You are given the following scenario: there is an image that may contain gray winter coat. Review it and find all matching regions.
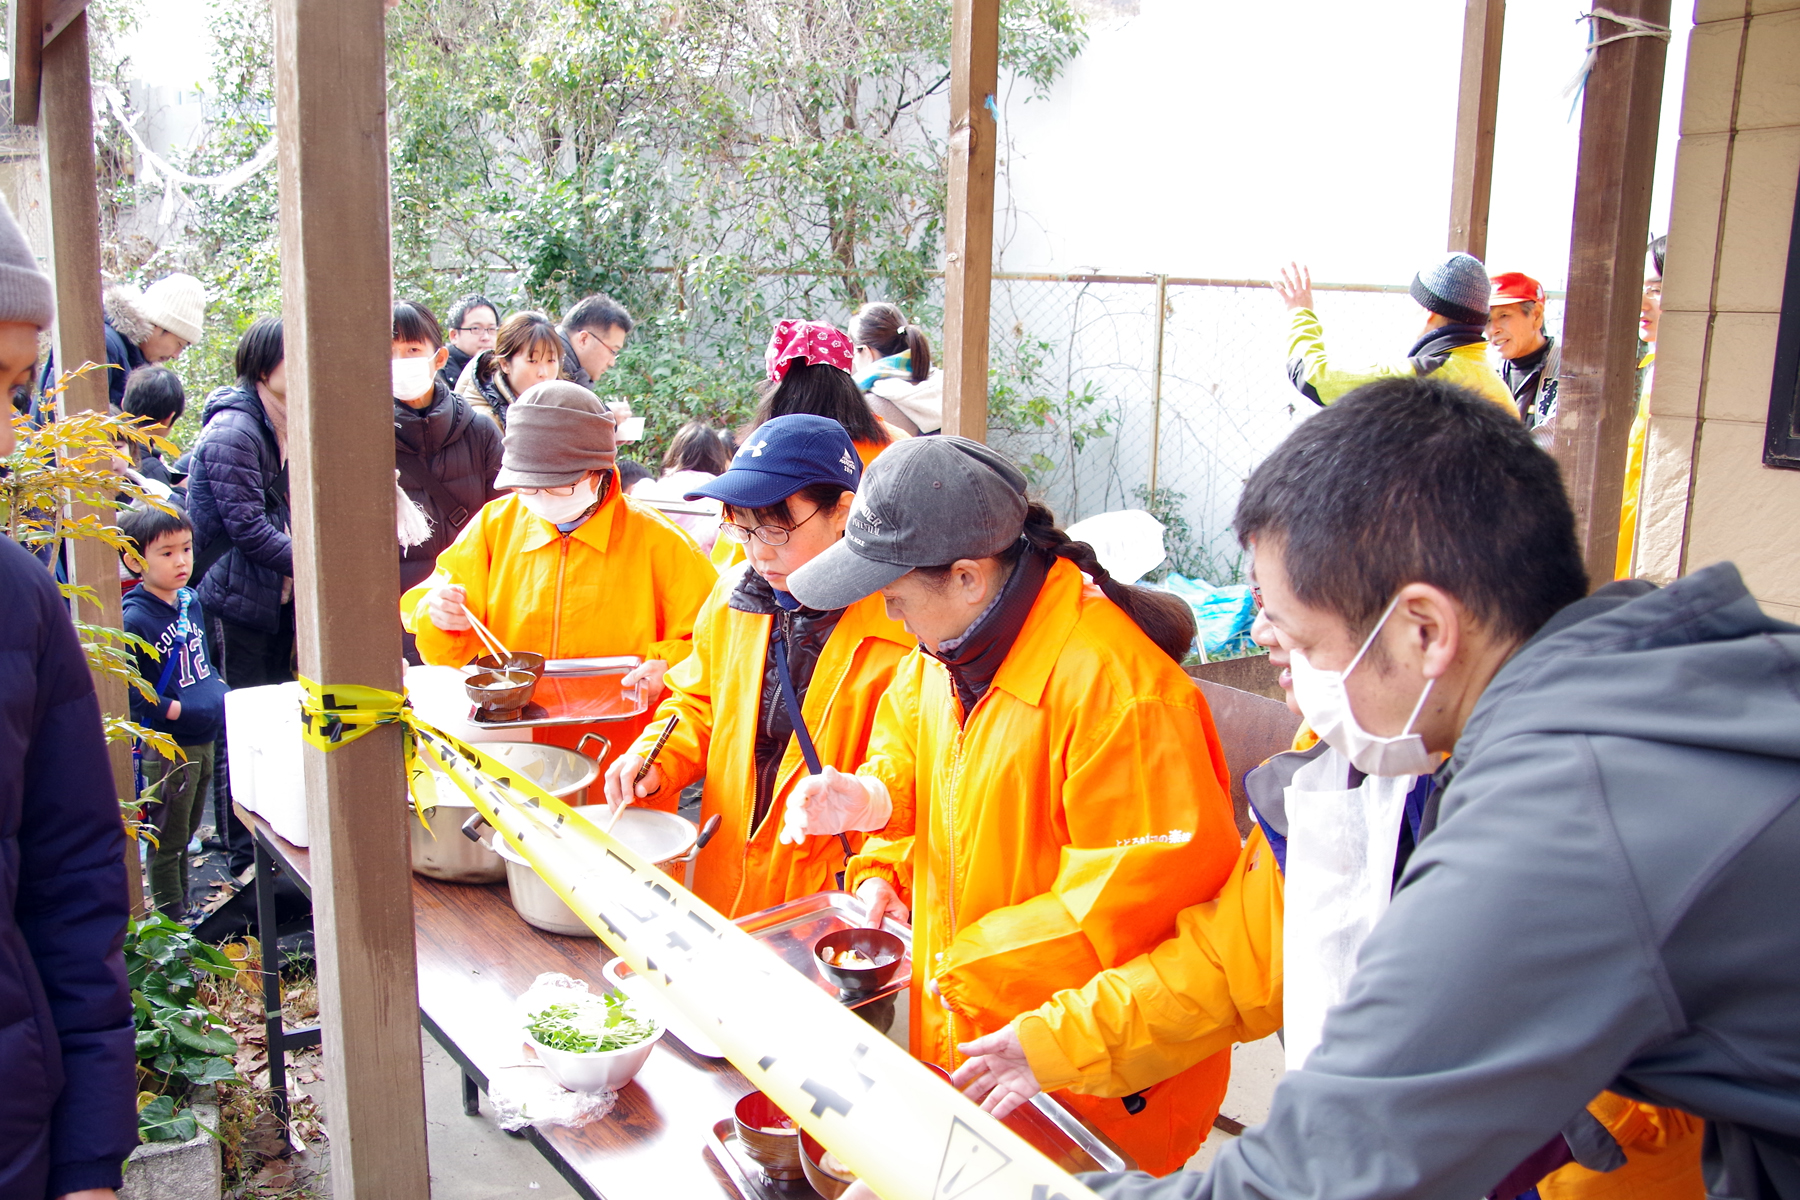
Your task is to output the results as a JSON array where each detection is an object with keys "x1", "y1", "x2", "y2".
[{"x1": 1087, "y1": 563, "x2": 1800, "y2": 1200}]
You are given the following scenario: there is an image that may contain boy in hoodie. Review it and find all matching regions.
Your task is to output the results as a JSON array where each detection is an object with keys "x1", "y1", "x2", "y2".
[
  {"x1": 119, "y1": 503, "x2": 228, "y2": 919},
  {"x1": 1277, "y1": 253, "x2": 1515, "y2": 413}
]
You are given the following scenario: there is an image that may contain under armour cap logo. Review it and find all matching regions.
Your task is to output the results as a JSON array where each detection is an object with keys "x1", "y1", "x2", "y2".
[
  {"x1": 839, "y1": 449, "x2": 856, "y2": 475},
  {"x1": 742, "y1": 439, "x2": 768, "y2": 458}
]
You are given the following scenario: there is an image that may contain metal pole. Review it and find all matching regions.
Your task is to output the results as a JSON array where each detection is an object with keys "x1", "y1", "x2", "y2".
[{"x1": 1147, "y1": 274, "x2": 1168, "y2": 499}]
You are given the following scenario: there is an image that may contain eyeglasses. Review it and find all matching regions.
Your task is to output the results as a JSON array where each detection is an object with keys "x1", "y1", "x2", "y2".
[
  {"x1": 1251, "y1": 586, "x2": 1264, "y2": 611},
  {"x1": 1642, "y1": 282, "x2": 1663, "y2": 299},
  {"x1": 456, "y1": 324, "x2": 499, "y2": 335},
  {"x1": 513, "y1": 482, "x2": 583, "y2": 497},
  {"x1": 719, "y1": 504, "x2": 824, "y2": 547}
]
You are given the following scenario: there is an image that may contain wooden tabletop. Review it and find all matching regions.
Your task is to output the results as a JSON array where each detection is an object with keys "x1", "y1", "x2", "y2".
[{"x1": 243, "y1": 812, "x2": 754, "y2": 1200}]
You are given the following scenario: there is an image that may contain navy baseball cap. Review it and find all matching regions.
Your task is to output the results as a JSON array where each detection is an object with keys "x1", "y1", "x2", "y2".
[{"x1": 686, "y1": 413, "x2": 862, "y2": 509}]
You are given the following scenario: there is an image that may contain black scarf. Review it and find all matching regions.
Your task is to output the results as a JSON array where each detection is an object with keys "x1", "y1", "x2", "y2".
[{"x1": 927, "y1": 548, "x2": 1052, "y2": 721}]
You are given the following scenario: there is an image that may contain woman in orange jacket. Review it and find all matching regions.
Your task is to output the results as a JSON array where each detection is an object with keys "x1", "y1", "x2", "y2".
[
  {"x1": 400, "y1": 381, "x2": 717, "y2": 785},
  {"x1": 780, "y1": 436, "x2": 1242, "y2": 1176},
  {"x1": 599, "y1": 414, "x2": 913, "y2": 916}
]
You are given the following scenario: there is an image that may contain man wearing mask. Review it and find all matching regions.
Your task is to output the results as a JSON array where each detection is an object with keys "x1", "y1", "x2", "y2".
[
  {"x1": 399, "y1": 381, "x2": 715, "y2": 780},
  {"x1": 935, "y1": 377, "x2": 1800, "y2": 1200},
  {"x1": 1486, "y1": 271, "x2": 1560, "y2": 431}
]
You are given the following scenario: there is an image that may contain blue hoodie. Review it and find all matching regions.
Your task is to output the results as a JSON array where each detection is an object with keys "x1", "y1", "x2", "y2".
[{"x1": 121, "y1": 585, "x2": 227, "y2": 745}]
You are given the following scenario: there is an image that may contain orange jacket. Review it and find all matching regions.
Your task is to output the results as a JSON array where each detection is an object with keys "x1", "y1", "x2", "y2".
[
  {"x1": 401, "y1": 482, "x2": 715, "y2": 668},
  {"x1": 625, "y1": 564, "x2": 914, "y2": 917},
  {"x1": 845, "y1": 558, "x2": 1241, "y2": 1174}
]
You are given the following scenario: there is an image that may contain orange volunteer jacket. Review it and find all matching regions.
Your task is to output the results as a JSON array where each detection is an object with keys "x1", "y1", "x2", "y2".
[
  {"x1": 624, "y1": 564, "x2": 913, "y2": 917},
  {"x1": 845, "y1": 557, "x2": 1241, "y2": 1175},
  {"x1": 400, "y1": 482, "x2": 717, "y2": 793}
]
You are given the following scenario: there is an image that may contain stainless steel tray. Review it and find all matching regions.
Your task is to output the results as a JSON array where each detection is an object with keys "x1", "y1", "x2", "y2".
[
  {"x1": 465, "y1": 662, "x2": 652, "y2": 729},
  {"x1": 734, "y1": 891, "x2": 912, "y2": 1009}
]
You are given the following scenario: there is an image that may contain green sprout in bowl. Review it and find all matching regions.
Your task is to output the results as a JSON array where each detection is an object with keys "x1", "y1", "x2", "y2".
[{"x1": 527, "y1": 993, "x2": 655, "y2": 1054}]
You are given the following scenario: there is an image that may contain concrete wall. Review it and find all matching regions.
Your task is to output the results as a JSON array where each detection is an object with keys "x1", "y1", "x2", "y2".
[{"x1": 1638, "y1": 0, "x2": 1800, "y2": 619}]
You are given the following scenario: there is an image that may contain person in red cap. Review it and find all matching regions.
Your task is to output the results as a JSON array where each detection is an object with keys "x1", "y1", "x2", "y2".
[{"x1": 1487, "y1": 271, "x2": 1560, "y2": 430}]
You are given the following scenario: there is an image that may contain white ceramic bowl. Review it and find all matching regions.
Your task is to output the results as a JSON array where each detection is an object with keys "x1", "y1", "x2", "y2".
[{"x1": 530, "y1": 1021, "x2": 664, "y2": 1093}]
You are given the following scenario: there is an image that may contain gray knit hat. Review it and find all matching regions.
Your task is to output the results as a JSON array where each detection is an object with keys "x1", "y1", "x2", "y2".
[
  {"x1": 1410, "y1": 252, "x2": 1491, "y2": 326},
  {"x1": 0, "y1": 195, "x2": 54, "y2": 330},
  {"x1": 495, "y1": 380, "x2": 617, "y2": 489}
]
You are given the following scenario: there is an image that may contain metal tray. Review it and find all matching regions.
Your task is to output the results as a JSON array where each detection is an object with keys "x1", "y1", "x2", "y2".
[
  {"x1": 734, "y1": 891, "x2": 912, "y2": 1010},
  {"x1": 466, "y1": 663, "x2": 652, "y2": 729},
  {"x1": 705, "y1": 1118, "x2": 814, "y2": 1200}
]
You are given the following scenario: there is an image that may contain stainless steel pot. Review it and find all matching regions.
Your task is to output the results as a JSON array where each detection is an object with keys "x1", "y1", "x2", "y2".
[
  {"x1": 409, "y1": 739, "x2": 604, "y2": 883},
  {"x1": 492, "y1": 809, "x2": 715, "y2": 937}
]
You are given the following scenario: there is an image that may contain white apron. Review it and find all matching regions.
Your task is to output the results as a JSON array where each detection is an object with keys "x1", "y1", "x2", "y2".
[{"x1": 1280, "y1": 747, "x2": 1413, "y2": 1072}]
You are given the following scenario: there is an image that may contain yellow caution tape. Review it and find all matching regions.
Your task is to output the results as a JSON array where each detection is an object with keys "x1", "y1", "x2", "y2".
[
  {"x1": 299, "y1": 678, "x2": 1103, "y2": 1200},
  {"x1": 297, "y1": 676, "x2": 405, "y2": 751}
]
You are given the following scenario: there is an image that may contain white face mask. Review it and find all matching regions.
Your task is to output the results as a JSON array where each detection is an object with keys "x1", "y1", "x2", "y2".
[
  {"x1": 1288, "y1": 595, "x2": 1438, "y2": 777},
  {"x1": 391, "y1": 355, "x2": 437, "y2": 401},
  {"x1": 518, "y1": 478, "x2": 600, "y2": 526}
]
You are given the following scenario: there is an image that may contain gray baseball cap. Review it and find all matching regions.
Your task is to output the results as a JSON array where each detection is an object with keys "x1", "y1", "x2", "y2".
[{"x1": 786, "y1": 436, "x2": 1028, "y2": 611}]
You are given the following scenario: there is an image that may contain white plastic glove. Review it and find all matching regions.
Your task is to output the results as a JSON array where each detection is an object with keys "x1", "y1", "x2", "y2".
[{"x1": 779, "y1": 766, "x2": 891, "y2": 845}]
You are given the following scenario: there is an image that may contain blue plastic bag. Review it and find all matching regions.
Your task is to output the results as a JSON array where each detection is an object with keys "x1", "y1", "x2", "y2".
[{"x1": 1157, "y1": 574, "x2": 1259, "y2": 662}]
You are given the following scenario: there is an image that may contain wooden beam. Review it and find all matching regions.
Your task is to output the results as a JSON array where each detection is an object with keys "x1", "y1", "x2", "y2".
[
  {"x1": 9, "y1": 0, "x2": 46, "y2": 126},
  {"x1": 43, "y1": 0, "x2": 91, "y2": 48},
  {"x1": 1447, "y1": 0, "x2": 1505, "y2": 259},
  {"x1": 40, "y1": 12, "x2": 141, "y2": 913},
  {"x1": 1551, "y1": 0, "x2": 1670, "y2": 585},
  {"x1": 940, "y1": 0, "x2": 999, "y2": 442},
  {"x1": 272, "y1": 1, "x2": 428, "y2": 1195}
]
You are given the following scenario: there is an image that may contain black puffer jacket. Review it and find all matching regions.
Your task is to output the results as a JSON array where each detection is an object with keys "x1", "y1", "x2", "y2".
[
  {"x1": 187, "y1": 385, "x2": 292, "y2": 632},
  {"x1": 396, "y1": 381, "x2": 505, "y2": 591},
  {"x1": 0, "y1": 535, "x2": 137, "y2": 1196}
]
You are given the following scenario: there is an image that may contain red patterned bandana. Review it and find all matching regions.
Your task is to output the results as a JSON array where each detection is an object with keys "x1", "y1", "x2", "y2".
[{"x1": 765, "y1": 319, "x2": 854, "y2": 383}]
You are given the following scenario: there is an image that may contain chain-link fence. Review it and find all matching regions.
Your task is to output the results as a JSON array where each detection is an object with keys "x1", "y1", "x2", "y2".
[
  {"x1": 643, "y1": 265, "x2": 1561, "y2": 587},
  {"x1": 982, "y1": 273, "x2": 1565, "y2": 584}
]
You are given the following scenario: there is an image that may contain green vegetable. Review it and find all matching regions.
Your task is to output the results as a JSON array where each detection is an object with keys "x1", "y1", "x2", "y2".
[{"x1": 527, "y1": 993, "x2": 654, "y2": 1054}]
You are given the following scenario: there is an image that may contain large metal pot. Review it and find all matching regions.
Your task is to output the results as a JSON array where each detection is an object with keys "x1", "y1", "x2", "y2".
[
  {"x1": 493, "y1": 809, "x2": 713, "y2": 938},
  {"x1": 410, "y1": 739, "x2": 604, "y2": 883}
]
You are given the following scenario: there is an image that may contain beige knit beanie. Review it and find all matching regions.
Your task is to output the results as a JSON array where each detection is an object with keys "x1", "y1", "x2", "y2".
[
  {"x1": 137, "y1": 273, "x2": 205, "y2": 343},
  {"x1": 0, "y1": 194, "x2": 54, "y2": 330}
]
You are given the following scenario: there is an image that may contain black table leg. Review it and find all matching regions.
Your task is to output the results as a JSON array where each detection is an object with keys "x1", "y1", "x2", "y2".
[
  {"x1": 462, "y1": 1070, "x2": 481, "y2": 1117},
  {"x1": 254, "y1": 835, "x2": 292, "y2": 1134}
]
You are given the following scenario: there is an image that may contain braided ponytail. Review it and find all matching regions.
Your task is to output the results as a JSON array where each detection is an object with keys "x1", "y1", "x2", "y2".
[{"x1": 1016, "y1": 502, "x2": 1195, "y2": 663}]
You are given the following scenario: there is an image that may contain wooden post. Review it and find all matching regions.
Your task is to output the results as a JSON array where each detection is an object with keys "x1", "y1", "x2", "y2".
[
  {"x1": 273, "y1": 1, "x2": 428, "y2": 1194},
  {"x1": 8, "y1": 0, "x2": 46, "y2": 125},
  {"x1": 40, "y1": 12, "x2": 142, "y2": 914},
  {"x1": 1447, "y1": 0, "x2": 1505, "y2": 259},
  {"x1": 940, "y1": 0, "x2": 999, "y2": 442},
  {"x1": 1551, "y1": 0, "x2": 1669, "y2": 584}
]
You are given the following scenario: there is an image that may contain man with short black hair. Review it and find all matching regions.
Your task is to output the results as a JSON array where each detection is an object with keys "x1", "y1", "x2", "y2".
[
  {"x1": 1487, "y1": 271, "x2": 1559, "y2": 430},
  {"x1": 1068, "y1": 376, "x2": 1800, "y2": 1200},
  {"x1": 558, "y1": 293, "x2": 633, "y2": 388},
  {"x1": 442, "y1": 294, "x2": 499, "y2": 391}
]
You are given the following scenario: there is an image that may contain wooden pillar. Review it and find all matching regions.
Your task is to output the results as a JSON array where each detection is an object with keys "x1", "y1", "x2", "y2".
[
  {"x1": 940, "y1": 0, "x2": 999, "y2": 442},
  {"x1": 1448, "y1": 0, "x2": 1505, "y2": 259},
  {"x1": 272, "y1": 1, "x2": 428, "y2": 1194},
  {"x1": 39, "y1": 12, "x2": 142, "y2": 914},
  {"x1": 1551, "y1": 0, "x2": 1670, "y2": 584}
]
